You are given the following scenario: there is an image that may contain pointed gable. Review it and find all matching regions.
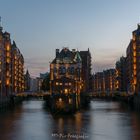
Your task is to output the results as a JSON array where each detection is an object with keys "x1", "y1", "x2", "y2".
[{"x1": 74, "y1": 51, "x2": 82, "y2": 62}]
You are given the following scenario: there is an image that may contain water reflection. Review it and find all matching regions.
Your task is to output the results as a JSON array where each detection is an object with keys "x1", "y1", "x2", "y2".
[{"x1": 0, "y1": 100, "x2": 140, "y2": 140}]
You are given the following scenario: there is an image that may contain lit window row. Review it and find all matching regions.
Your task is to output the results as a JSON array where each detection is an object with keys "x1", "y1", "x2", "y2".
[{"x1": 55, "y1": 82, "x2": 72, "y2": 86}]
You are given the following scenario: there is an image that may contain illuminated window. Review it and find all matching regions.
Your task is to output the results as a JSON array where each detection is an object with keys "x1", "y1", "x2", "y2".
[
  {"x1": 64, "y1": 89, "x2": 68, "y2": 94},
  {"x1": 133, "y1": 52, "x2": 136, "y2": 57},
  {"x1": 6, "y1": 52, "x2": 10, "y2": 57},
  {"x1": 133, "y1": 64, "x2": 136, "y2": 70},
  {"x1": 6, "y1": 71, "x2": 9, "y2": 76},
  {"x1": 134, "y1": 78, "x2": 137, "y2": 85},
  {"x1": 6, "y1": 45, "x2": 10, "y2": 51},
  {"x1": 6, "y1": 79, "x2": 10, "y2": 85},
  {"x1": 6, "y1": 58, "x2": 10, "y2": 63},
  {"x1": 116, "y1": 70, "x2": 119, "y2": 76},
  {"x1": 133, "y1": 45, "x2": 136, "y2": 50},
  {"x1": 134, "y1": 70, "x2": 136, "y2": 76},
  {"x1": 133, "y1": 57, "x2": 136, "y2": 63}
]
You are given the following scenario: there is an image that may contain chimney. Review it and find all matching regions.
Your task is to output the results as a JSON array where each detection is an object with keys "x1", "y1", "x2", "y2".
[
  {"x1": 72, "y1": 49, "x2": 76, "y2": 52},
  {"x1": 56, "y1": 49, "x2": 59, "y2": 57}
]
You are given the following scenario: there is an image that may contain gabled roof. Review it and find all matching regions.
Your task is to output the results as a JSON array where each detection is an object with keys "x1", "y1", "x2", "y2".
[
  {"x1": 74, "y1": 51, "x2": 82, "y2": 62},
  {"x1": 51, "y1": 48, "x2": 81, "y2": 64}
]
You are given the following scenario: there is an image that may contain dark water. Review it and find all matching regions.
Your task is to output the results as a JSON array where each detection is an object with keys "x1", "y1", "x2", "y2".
[{"x1": 0, "y1": 100, "x2": 140, "y2": 140}]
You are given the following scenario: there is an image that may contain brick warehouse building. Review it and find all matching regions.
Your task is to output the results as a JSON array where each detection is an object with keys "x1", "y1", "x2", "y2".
[
  {"x1": 50, "y1": 48, "x2": 91, "y2": 111},
  {"x1": 126, "y1": 24, "x2": 140, "y2": 94},
  {"x1": 0, "y1": 22, "x2": 24, "y2": 99}
]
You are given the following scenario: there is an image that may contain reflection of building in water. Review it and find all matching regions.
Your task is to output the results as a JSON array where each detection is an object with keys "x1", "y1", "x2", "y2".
[
  {"x1": 55, "y1": 112, "x2": 84, "y2": 134},
  {"x1": 131, "y1": 114, "x2": 140, "y2": 140}
]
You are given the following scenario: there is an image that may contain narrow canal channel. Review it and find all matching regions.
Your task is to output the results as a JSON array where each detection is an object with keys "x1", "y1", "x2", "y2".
[{"x1": 0, "y1": 100, "x2": 140, "y2": 140}]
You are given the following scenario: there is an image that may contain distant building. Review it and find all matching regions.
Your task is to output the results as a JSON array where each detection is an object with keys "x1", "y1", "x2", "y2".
[
  {"x1": 36, "y1": 77, "x2": 43, "y2": 92},
  {"x1": 40, "y1": 72, "x2": 49, "y2": 79},
  {"x1": 92, "y1": 72, "x2": 105, "y2": 93},
  {"x1": 24, "y1": 70, "x2": 30, "y2": 91},
  {"x1": 92, "y1": 69, "x2": 116, "y2": 94},
  {"x1": 30, "y1": 77, "x2": 42, "y2": 92},
  {"x1": 115, "y1": 56, "x2": 127, "y2": 92},
  {"x1": 104, "y1": 69, "x2": 116, "y2": 93},
  {"x1": 30, "y1": 78, "x2": 38, "y2": 92},
  {"x1": 80, "y1": 48, "x2": 92, "y2": 92}
]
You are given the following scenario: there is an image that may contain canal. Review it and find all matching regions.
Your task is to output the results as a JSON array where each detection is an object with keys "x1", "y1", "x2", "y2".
[{"x1": 0, "y1": 100, "x2": 140, "y2": 140}]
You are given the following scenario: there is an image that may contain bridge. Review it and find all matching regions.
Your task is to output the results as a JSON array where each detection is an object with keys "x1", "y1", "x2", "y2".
[
  {"x1": 1, "y1": 90, "x2": 139, "y2": 112},
  {"x1": 15, "y1": 92, "x2": 51, "y2": 98}
]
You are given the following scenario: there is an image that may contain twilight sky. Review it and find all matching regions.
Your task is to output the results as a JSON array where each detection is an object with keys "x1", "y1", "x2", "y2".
[{"x1": 0, "y1": 0, "x2": 140, "y2": 77}]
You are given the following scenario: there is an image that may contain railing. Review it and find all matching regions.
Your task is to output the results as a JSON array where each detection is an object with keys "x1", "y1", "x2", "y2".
[{"x1": 15, "y1": 91, "x2": 51, "y2": 97}]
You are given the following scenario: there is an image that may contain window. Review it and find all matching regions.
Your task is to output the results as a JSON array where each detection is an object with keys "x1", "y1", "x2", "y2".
[
  {"x1": 6, "y1": 45, "x2": 10, "y2": 51},
  {"x1": 59, "y1": 67, "x2": 62, "y2": 74},
  {"x1": 67, "y1": 67, "x2": 70, "y2": 73},
  {"x1": 56, "y1": 82, "x2": 59, "y2": 85},
  {"x1": 77, "y1": 68, "x2": 80, "y2": 75},
  {"x1": 70, "y1": 67, "x2": 74, "y2": 74},
  {"x1": 59, "y1": 67, "x2": 66, "y2": 74},
  {"x1": 64, "y1": 89, "x2": 68, "y2": 94},
  {"x1": 62, "y1": 67, "x2": 66, "y2": 74}
]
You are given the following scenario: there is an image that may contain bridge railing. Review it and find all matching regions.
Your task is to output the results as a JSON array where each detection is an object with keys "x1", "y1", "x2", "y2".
[{"x1": 15, "y1": 91, "x2": 51, "y2": 97}]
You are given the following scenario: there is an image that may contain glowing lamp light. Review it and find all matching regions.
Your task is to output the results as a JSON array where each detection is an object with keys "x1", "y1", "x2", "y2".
[
  {"x1": 64, "y1": 89, "x2": 68, "y2": 94},
  {"x1": 59, "y1": 98, "x2": 62, "y2": 102}
]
